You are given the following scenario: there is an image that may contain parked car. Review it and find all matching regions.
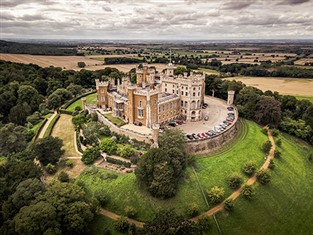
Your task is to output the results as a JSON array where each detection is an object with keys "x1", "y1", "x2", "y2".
[
  {"x1": 169, "y1": 122, "x2": 176, "y2": 127},
  {"x1": 192, "y1": 133, "x2": 198, "y2": 139},
  {"x1": 227, "y1": 106, "x2": 234, "y2": 111},
  {"x1": 186, "y1": 134, "x2": 193, "y2": 140},
  {"x1": 201, "y1": 133, "x2": 208, "y2": 138}
]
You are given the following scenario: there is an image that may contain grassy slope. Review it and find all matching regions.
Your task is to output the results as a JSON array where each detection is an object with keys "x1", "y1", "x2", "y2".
[
  {"x1": 30, "y1": 113, "x2": 52, "y2": 134},
  {"x1": 195, "y1": 120, "x2": 268, "y2": 197},
  {"x1": 78, "y1": 120, "x2": 267, "y2": 224},
  {"x1": 212, "y1": 134, "x2": 313, "y2": 235},
  {"x1": 66, "y1": 93, "x2": 97, "y2": 112}
]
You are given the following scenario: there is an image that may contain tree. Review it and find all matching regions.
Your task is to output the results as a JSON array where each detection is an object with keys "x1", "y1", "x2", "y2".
[
  {"x1": 47, "y1": 93, "x2": 62, "y2": 109},
  {"x1": 72, "y1": 113, "x2": 87, "y2": 127},
  {"x1": 118, "y1": 145, "x2": 134, "y2": 158},
  {"x1": 36, "y1": 182, "x2": 95, "y2": 234},
  {"x1": 2, "y1": 178, "x2": 45, "y2": 220},
  {"x1": 255, "y1": 96, "x2": 281, "y2": 127},
  {"x1": 241, "y1": 185, "x2": 255, "y2": 200},
  {"x1": 274, "y1": 150, "x2": 281, "y2": 158},
  {"x1": 187, "y1": 203, "x2": 199, "y2": 217},
  {"x1": 114, "y1": 217, "x2": 129, "y2": 233},
  {"x1": 46, "y1": 163, "x2": 57, "y2": 174},
  {"x1": 99, "y1": 138, "x2": 117, "y2": 155},
  {"x1": 197, "y1": 216, "x2": 210, "y2": 232},
  {"x1": 17, "y1": 85, "x2": 42, "y2": 112},
  {"x1": 32, "y1": 136, "x2": 64, "y2": 165},
  {"x1": 53, "y1": 88, "x2": 73, "y2": 103},
  {"x1": 207, "y1": 186, "x2": 225, "y2": 204},
  {"x1": 143, "y1": 209, "x2": 199, "y2": 235},
  {"x1": 268, "y1": 159, "x2": 275, "y2": 169},
  {"x1": 58, "y1": 171, "x2": 69, "y2": 182},
  {"x1": 224, "y1": 198, "x2": 234, "y2": 212},
  {"x1": 227, "y1": 174, "x2": 243, "y2": 189},
  {"x1": 67, "y1": 83, "x2": 84, "y2": 97},
  {"x1": 0, "y1": 123, "x2": 29, "y2": 155},
  {"x1": 256, "y1": 169, "x2": 271, "y2": 185},
  {"x1": 262, "y1": 140, "x2": 272, "y2": 154},
  {"x1": 8, "y1": 102, "x2": 32, "y2": 125},
  {"x1": 13, "y1": 201, "x2": 60, "y2": 235},
  {"x1": 81, "y1": 146, "x2": 100, "y2": 165},
  {"x1": 77, "y1": 62, "x2": 86, "y2": 68},
  {"x1": 94, "y1": 189, "x2": 109, "y2": 207},
  {"x1": 125, "y1": 206, "x2": 137, "y2": 218},
  {"x1": 242, "y1": 162, "x2": 257, "y2": 176}
]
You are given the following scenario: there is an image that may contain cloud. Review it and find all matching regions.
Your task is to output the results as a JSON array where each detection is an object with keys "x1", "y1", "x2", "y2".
[
  {"x1": 102, "y1": 6, "x2": 112, "y2": 12},
  {"x1": 278, "y1": 0, "x2": 311, "y2": 4},
  {"x1": 221, "y1": 0, "x2": 254, "y2": 10},
  {"x1": 1, "y1": 0, "x2": 56, "y2": 7}
]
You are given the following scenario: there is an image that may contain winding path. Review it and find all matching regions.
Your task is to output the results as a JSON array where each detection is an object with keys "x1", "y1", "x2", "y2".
[
  {"x1": 98, "y1": 130, "x2": 276, "y2": 227},
  {"x1": 38, "y1": 111, "x2": 57, "y2": 139}
]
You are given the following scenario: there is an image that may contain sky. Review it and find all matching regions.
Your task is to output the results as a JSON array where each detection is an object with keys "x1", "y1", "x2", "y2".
[{"x1": 1, "y1": 0, "x2": 313, "y2": 40}]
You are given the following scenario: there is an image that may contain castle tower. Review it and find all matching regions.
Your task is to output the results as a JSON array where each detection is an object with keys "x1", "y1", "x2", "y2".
[
  {"x1": 166, "y1": 63, "x2": 175, "y2": 77},
  {"x1": 96, "y1": 79, "x2": 109, "y2": 108},
  {"x1": 81, "y1": 97, "x2": 87, "y2": 110},
  {"x1": 127, "y1": 87, "x2": 136, "y2": 124},
  {"x1": 151, "y1": 123, "x2": 160, "y2": 148},
  {"x1": 227, "y1": 90, "x2": 235, "y2": 105}
]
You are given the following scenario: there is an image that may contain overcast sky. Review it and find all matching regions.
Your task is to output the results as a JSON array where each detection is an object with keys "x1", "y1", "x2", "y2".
[{"x1": 1, "y1": 0, "x2": 313, "y2": 40}]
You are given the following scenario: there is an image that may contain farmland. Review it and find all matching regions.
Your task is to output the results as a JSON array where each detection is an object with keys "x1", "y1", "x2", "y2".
[
  {"x1": 0, "y1": 53, "x2": 167, "y2": 72},
  {"x1": 224, "y1": 76, "x2": 313, "y2": 97}
]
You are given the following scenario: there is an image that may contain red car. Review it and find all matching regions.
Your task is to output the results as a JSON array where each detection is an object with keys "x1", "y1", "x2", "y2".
[
  {"x1": 197, "y1": 133, "x2": 204, "y2": 139},
  {"x1": 201, "y1": 133, "x2": 208, "y2": 138}
]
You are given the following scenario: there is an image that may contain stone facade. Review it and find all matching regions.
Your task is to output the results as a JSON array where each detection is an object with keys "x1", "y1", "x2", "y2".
[{"x1": 96, "y1": 63, "x2": 206, "y2": 128}]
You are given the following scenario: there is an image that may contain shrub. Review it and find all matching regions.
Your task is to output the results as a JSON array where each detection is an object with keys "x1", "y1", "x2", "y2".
[
  {"x1": 82, "y1": 147, "x2": 100, "y2": 165},
  {"x1": 276, "y1": 138, "x2": 282, "y2": 147},
  {"x1": 75, "y1": 106, "x2": 82, "y2": 111},
  {"x1": 207, "y1": 186, "x2": 225, "y2": 205},
  {"x1": 130, "y1": 156, "x2": 139, "y2": 165},
  {"x1": 94, "y1": 189, "x2": 109, "y2": 207},
  {"x1": 58, "y1": 171, "x2": 69, "y2": 182},
  {"x1": 241, "y1": 185, "x2": 255, "y2": 200},
  {"x1": 124, "y1": 206, "x2": 137, "y2": 218},
  {"x1": 256, "y1": 169, "x2": 271, "y2": 185},
  {"x1": 114, "y1": 217, "x2": 129, "y2": 233},
  {"x1": 242, "y1": 162, "x2": 257, "y2": 176},
  {"x1": 26, "y1": 112, "x2": 41, "y2": 125},
  {"x1": 224, "y1": 198, "x2": 234, "y2": 212},
  {"x1": 197, "y1": 215, "x2": 210, "y2": 232},
  {"x1": 45, "y1": 163, "x2": 56, "y2": 174},
  {"x1": 227, "y1": 174, "x2": 243, "y2": 189},
  {"x1": 66, "y1": 160, "x2": 73, "y2": 168},
  {"x1": 262, "y1": 140, "x2": 272, "y2": 154},
  {"x1": 274, "y1": 150, "x2": 281, "y2": 158},
  {"x1": 100, "y1": 138, "x2": 117, "y2": 155},
  {"x1": 271, "y1": 129, "x2": 280, "y2": 137},
  {"x1": 308, "y1": 153, "x2": 313, "y2": 163},
  {"x1": 106, "y1": 156, "x2": 131, "y2": 168},
  {"x1": 268, "y1": 159, "x2": 275, "y2": 169},
  {"x1": 187, "y1": 202, "x2": 199, "y2": 217},
  {"x1": 118, "y1": 145, "x2": 134, "y2": 159}
]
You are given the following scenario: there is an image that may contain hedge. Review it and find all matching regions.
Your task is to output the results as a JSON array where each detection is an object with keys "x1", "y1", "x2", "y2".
[
  {"x1": 32, "y1": 118, "x2": 48, "y2": 142},
  {"x1": 62, "y1": 90, "x2": 96, "y2": 109},
  {"x1": 43, "y1": 114, "x2": 60, "y2": 137},
  {"x1": 76, "y1": 129, "x2": 84, "y2": 154},
  {"x1": 106, "y1": 156, "x2": 131, "y2": 168},
  {"x1": 59, "y1": 109, "x2": 73, "y2": 115}
]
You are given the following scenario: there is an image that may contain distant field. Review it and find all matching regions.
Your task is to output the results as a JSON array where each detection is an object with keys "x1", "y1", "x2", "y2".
[
  {"x1": 295, "y1": 96, "x2": 313, "y2": 103},
  {"x1": 196, "y1": 67, "x2": 220, "y2": 75},
  {"x1": 224, "y1": 76, "x2": 313, "y2": 97},
  {"x1": 0, "y1": 53, "x2": 167, "y2": 72}
]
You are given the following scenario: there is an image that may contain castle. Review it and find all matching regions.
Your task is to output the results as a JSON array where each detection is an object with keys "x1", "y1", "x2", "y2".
[{"x1": 96, "y1": 63, "x2": 206, "y2": 128}]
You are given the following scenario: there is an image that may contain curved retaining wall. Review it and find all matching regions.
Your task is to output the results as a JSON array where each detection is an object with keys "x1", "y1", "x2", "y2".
[{"x1": 185, "y1": 121, "x2": 238, "y2": 154}]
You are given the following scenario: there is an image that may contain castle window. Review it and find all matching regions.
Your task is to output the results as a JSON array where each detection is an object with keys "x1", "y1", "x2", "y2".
[
  {"x1": 185, "y1": 92, "x2": 188, "y2": 96},
  {"x1": 181, "y1": 91, "x2": 184, "y2": 96},
  {"x1": 165, "y1": 88, "x2": 167, "y2": 92},
  {"x1": 172, "y1": 90, "x2": 174, "y2": 93},
  {"x1": 138, "y1": 109, "x2": 144, "y2": 118},
  {"x1": 193, "y1": 92, "x2": 196, "y2": 97},
  {"x1": 101, "y1": 96, "x2": 104, "y2": 102},
  {"x1": 139, "y1": 101, "x2": 142, "y2": 107},
  {"x1": 193, "y1": 87, "x2": 196, "y2": 91},
  {"x1": 181, "y1": 101, "x2": 183, "y2": 106},
  {"x1": 101, "y1": 89, "x2": 104, "y2": 93},
  {"x1": 198, "y1": 92, "x2": 200, "y2": 96}
]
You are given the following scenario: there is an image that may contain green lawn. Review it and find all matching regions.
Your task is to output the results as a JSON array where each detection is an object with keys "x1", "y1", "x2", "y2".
[
  {"x1": 295, "y1": 96, "x2": 313, "y2": 103},
  {"x1": 77, "y1": 119, "x2": 268, "y2": 223},
  {"x1": 66, "y1": 93, "x2": 97, "y2": 112},
  {"x1": 212, "y1": 133, "x2": 313, "y2": 235},
  {"x1": 104, "y1": 113, "x2": 126, "y2": 127},
  {"x1": 31, "y1": 113, "x2": 53, "y2": 134}
]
